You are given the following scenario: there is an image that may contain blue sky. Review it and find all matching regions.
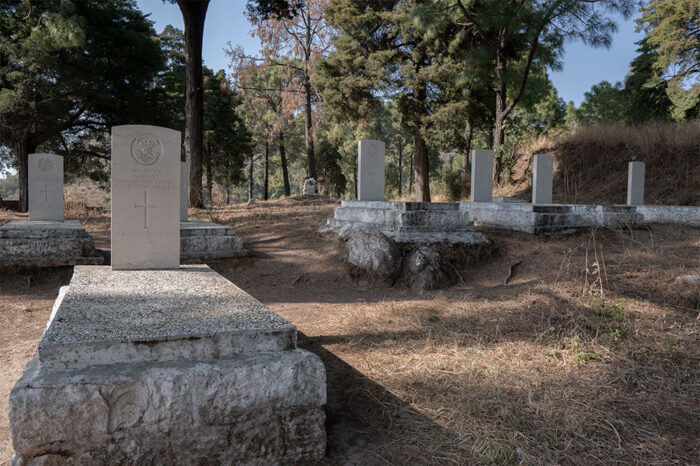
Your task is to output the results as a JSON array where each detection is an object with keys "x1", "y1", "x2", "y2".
[{"x1": 136, "y1": 0, "x2": 645, "y2": 106}]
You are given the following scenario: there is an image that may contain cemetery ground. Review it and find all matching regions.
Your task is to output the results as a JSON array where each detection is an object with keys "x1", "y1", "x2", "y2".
[{"x1": 1, "y1": 197, "x2": 698, "y2": 465}]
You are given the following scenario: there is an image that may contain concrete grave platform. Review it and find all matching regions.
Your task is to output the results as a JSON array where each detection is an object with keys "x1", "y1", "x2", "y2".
[
  {"x1": 636, "y1": 205, "x2": 700, "y2": 227},
  {"x1": 180, "y1": 220, "x2": 248, "y2": 262},
  {"x1": 321, "y1": 200, "x2": 669, "y2": 237},
  {"x1": 461, "y1": 202, "x2": 645, "y2": 234},
  {"x1": 9, "y1": 265, "x2": 326, "y2": 465},
  {"x1": 321, "y1": 200, "x2": 489, "y2": 245},
  {"x1": 0, "y1": 220, "x2": 103, "y2": 268}
]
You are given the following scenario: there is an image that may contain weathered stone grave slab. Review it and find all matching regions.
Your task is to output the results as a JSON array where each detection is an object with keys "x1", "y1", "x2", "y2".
[
  {"x1": 111, "y1": 125, "x2": 180, "y2": 269},
  {"x1": 180, "y1": 220, "x2": 247, "y2": 262},
  {"x1": 532, "y1": 154, "x2": 553, "y2": 204},
  {"x1": 627, "y1": 161, "x2": 645, "y2": 205},
  {"x1": 29, "y1": 153, "x2": 63, "y2": 222},
  {"x1": 358, "y1": 140, "x2": 385, "y2": 201},
  {"x1": 461, "y1": 202, "x2": 644, "y2": 233},
  {"x1": 10, "y1": 265, "x2": 326, "y2": 464},
  {"x1": 321, "y1": 200, "x2": 489, "y2": 245},
  {"x1": 0, "y1": 220, "x2": 103, "y2": 268},
  {"x1": 636, "y1": 205, "x2": 700, "y2": 226},
  {"x1": 470, "y1": 149, "x2": 493, "y2": 202}
]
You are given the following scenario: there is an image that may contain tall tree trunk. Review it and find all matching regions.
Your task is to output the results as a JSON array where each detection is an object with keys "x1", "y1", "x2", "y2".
[
  {"x1": 493, "y1": 27, "x2": 507, "y2": 184},
  {"x1": 205, "y1": 146, "x2": 213, "y2": 195},
  {"x1": 461, "y1": 119, "x2": 473, "y2": 194},
  {"x1": 177, "y1": 0, "x2": 209, "y2": 209},
  {"x1": 248, "y1": 155, "x2": 254, "y2": 202},
  {"x1": 263, "y1": 141, "x2": 269, "y2": 201},
  {"x1": 397, "y1": 141, "x2": 403, "y2": 198},
  {"x1": 303, "y1": 4, "x2": 317, "y2": 180},
  {"x1": 409, "y1": 149, "x2": 413, "y2": 195},
  {"x1": 16, "y1": 135, "x2": 36, "y2": 213},
  {"x1": 279, "y1": 132, "x2": 290, "y2": 196},
  {"x1": 353, "y1": 163, "x2": 358, "y2": 200},
  {"x1": 413, "y1": 129, "x2": 430, "y2": 202},
  {"x1": 303, "y1": 78, "x2": 317, "y2": 180},
  {"x1": 413, "y1": 83, "x2": 430, "y2": 202}
]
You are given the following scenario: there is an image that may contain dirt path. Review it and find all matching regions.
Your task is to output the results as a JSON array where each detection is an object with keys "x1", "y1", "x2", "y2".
[{"x1": 1, "y1": 199, "x2": 698, "y2": 465}]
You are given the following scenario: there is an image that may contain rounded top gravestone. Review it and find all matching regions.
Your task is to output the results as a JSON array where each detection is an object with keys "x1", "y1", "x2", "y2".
[
  {"x1": 111, "y1": 125, "x2": 181, "y2": 270},
  {"x1": 28, "y1": 153, "x2": 64, "y2": 222}
]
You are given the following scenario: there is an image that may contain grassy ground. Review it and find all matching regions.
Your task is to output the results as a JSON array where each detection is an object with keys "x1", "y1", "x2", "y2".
[{"x1": 1, "y1": 198, "x2": 698, "y2": 465}]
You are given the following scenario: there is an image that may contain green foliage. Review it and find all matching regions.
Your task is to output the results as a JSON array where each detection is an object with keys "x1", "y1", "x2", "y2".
[
  {"x1": 576, "y1": 81, "x2": 628, "y2": 124},
  {"x1": 441, "y1": 168, "x2": 463, "y2": 201},
  {"x1": 663, "y1": 336, "x2": 679, "y2": 357},
  {"x1": 588, "y1": 293, "x2": 631, "y2": 349},
  {"x1": 0, "y1": 173, "x2": 19, "y2": 199},
  {"x1": 315, "y1": 140, "x2": 347, "y2": 197},
  {"x1": 636, "y1": 0, "x2": 700, "y2": 83},
  {"x1": 0, "y1": 0, "x2": 165, "y2": 200}
]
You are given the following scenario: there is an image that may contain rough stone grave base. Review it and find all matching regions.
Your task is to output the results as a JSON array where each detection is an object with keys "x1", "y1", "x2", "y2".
[
  {"x1": 0, "y1": 220, "x2": 103, "y2": 268},
  {"x1": 180, "y1": 220, "x2": 248, "y2": 262},
  {"x1": 9, "y1": 266, "x2": 326, "y2": 465},
  {"x1": 321, "y1": 200, "x2": 489, "y2": 245}
]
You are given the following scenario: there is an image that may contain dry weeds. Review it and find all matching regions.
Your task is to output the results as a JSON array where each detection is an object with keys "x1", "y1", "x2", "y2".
[{"x1": 495, "y1": 121, "x2": 700, "y2": 206}]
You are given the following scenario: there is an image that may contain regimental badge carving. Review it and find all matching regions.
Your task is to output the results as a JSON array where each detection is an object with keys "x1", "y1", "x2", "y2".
[
  {"x1": 38, "y1": 157, "x2": 54, "y2": 173},
  {"x1": 130, "y1": 134, "x2": 163, "y2": 166}
]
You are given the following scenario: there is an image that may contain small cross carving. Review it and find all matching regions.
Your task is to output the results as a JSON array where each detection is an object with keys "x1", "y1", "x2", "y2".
[
  {"x1": 40, "y1": 184, "x2": 51, "y2": 204},
  {"x1": 134, "y1": 191, "x2": 158, "y2": 229}
]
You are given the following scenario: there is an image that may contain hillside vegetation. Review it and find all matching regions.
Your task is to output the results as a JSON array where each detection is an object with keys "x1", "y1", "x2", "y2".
[{"x1": 495, "y1": 121, "x2": 700, "y2": 206}]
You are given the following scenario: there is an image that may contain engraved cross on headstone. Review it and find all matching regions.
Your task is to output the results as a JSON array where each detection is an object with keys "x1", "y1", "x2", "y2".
[
  {"x1": 40, "y1": 184, "x2": 51, "y2": 204},
  {"x1": 134, "y1": 190, "x2": 158, "y2": 229}
]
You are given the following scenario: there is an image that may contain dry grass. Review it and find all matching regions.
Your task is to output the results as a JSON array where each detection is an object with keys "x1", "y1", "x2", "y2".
[
  {"x1": 204, "y1": 199, "x2": 698, "y2": 465},
  {"x1": 495, "y1": 121, "x2": 700, "y2": 206},
  {"x1": 305, "y1": 229, "x2": 699, "y2": 464}
]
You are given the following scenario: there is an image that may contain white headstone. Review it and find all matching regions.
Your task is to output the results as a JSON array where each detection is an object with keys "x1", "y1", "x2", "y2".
[
  {"x1": 111, "y1": 125, "x2": 181, "y2": 269},
  {"x1": 29, "y1": 153, "x2": 64, "y2": 222},
  {"x1": 358, "y1": 140, "x2": 385, "y2": 201},
  {"x1": 470, "y1": 149, "x2": 493, "y2": 202},
  {"x1": 627, "y1": 161, "x2": 645, "y2": 205},
  {"x1": 303, "y1": 178, "x2": 318, "y2": 195},
  {"x1": 532, "y1": 154, "x2": 554, "y2": 204},
  {"x1": 181, "y1": 162, "x2": 188, "y2": 222}
]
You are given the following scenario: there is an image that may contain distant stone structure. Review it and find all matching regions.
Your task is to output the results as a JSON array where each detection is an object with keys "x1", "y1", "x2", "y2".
[
  {"x1": 303, "y1": 178, "x2": 318, "y2": 195},
  {"x1": 0, "y1": 153, "x2": 103, "y2": 268},
  {"x1": 202, "y1": 187, "x2": 212, "y2": 205}
]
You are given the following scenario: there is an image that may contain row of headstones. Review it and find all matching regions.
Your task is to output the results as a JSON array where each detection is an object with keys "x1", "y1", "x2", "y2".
[
  {"x1": 26, "y1": 125, "x2": 185, "y2": 270},
  {"x1": 27, "y1": 149, "x2": 191, "y2": 224},
  {"x1": 356, "y1": 141, "x2": 646, "y2": 205}
]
